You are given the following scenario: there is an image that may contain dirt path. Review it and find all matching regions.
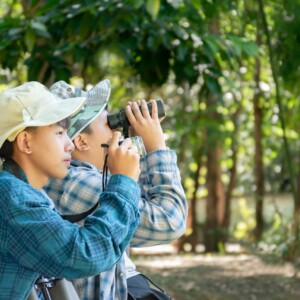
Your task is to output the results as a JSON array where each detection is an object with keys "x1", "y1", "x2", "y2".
[{"x1": 131, "y1": 245, "x2": 300, "y2": 300}]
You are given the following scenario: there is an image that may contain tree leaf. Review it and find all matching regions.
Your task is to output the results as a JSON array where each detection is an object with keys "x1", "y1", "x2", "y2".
[
  {"x1": 25, "y1": 28, "x2": 36, "y2": 52},
  {"x1": 146, "y1": 0, "x2": 160, "y2": 21},
  {"x1": 241, "y1": 40, "x2": 259, "y2": 56}
]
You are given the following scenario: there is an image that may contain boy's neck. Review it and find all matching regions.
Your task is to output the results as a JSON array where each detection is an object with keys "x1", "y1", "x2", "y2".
[
  {"x1": 72, "y1": 151, "x2": 104, "y2": 171},
  {"x1": 12, "y1": 156, "x2": 49, "y2": 189}
]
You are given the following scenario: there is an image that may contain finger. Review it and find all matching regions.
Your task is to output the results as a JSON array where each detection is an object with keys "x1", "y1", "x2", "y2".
[
  {"x1": 125, "y1": 104, "x2": 137, "y2": 125},
  {"x1": 140, "y1": 99, "x2": 151, "y2": 119},
  {"x1": 131, "y1": 101, "x2": 143, "y2": 119},
  {"x1": 119, "y1": 137, "x2": 132, "y2": 150},
  {"x1": 109, "y1": 131, "x2": 122, "y2": 150},
  {"x1": 150, "y1": 99, "x2": 159, "y2": 119}
]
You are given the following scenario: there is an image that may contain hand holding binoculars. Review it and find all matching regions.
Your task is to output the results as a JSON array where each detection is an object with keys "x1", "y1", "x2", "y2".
[{"x1": 107, "y1": 99, "x2": 165, "y2": 138}]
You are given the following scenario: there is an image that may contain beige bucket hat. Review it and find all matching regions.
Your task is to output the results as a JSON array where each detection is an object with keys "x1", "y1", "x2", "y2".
[{"x1": 0, "y1": 81, "x2": 85, "y2": 148}]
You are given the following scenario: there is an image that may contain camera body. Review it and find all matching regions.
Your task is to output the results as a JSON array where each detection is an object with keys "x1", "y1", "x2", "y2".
[{"x1": 107, "y1": 99, "x2": 165, "y2": 137}]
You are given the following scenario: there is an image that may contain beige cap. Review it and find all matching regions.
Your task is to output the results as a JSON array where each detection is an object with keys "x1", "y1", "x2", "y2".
[{"x1": 0, "y1": 81, "x2": 85, "y2": 148}]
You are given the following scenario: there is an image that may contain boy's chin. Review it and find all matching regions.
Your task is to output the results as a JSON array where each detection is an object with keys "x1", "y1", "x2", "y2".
[{"x1": 53, "y1": 169, "x2": 68, "y2": 179}]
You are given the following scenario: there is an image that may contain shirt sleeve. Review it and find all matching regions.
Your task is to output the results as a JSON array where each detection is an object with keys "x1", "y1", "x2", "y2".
[
  {"x1": 131, "y1": 149, "x2": 188, "y2": 247},
  {"x1": 4, "y1": 174, "x2": 140, "y2": 279}
]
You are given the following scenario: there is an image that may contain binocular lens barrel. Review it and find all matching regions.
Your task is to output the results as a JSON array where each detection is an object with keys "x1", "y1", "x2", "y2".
[{"x1": 107, "y1": 99, "x2": 165, "y2": 130}]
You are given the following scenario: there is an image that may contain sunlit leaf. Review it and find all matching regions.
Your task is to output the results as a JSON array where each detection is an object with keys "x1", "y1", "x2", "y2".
[
  {"x1": 146, "y1": 0, "x2": 160, "y2": 21},
  {"x1": 24, "y1": 28, "x2": 36, "y2": 52}
]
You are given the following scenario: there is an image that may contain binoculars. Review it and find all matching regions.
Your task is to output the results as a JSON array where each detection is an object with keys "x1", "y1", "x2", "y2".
[{"x1": 107, "y1": 99, "x2": 165, "y2": 138}]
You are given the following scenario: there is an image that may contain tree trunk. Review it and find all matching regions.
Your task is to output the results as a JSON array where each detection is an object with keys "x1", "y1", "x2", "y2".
[
  {"x1": 190, "y1": 149, "x2": 204, "y2": 252},
  {"x1": 204, "y1": 90, "x2": 225, "y2": 252},
  {"x1": 205, "y1": 140, "x2": 225, "y2": 252},
  {"x1": 222, "y1": 143, "x2": 237, "y2": 231},
  {"x1": 253, "y1": 27, "x2": 264, "y2": 241}
]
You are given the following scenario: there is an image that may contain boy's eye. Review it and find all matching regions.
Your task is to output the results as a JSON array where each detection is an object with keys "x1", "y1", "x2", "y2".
[{"x1": 56, "y1": 126, "x2": 66, "y2": 135}]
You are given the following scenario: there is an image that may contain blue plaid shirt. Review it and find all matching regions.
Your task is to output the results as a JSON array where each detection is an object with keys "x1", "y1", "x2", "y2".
[
  {"x1": 0, "y1": 162, "x2": 140, "y2": 300},
  {"x1": 44, "y1": 149, "x2": 187, "y2": 300}
]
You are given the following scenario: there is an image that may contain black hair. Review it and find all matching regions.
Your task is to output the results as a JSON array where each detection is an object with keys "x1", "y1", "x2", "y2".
[
  {"x1": 0, "y1": 140, "x2": 13, "y2": 161},
  {"x1": 57, "y1": 118, "x2": 70, "y2": 129}
]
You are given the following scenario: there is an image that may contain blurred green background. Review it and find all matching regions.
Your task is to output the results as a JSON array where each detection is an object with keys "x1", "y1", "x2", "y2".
[{"x1": 0, "y1": 1, "x2": 300, "y2": 298}]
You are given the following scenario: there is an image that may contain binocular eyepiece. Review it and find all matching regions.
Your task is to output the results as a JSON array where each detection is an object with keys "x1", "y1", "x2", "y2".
[{"x1": 107, "y1": 99, "x2": 165, "y2": 138}]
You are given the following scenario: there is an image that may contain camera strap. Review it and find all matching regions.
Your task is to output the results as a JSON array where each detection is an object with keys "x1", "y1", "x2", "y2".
[
  {"x1": 102, "y1": 153, "x2": 109, "y2": 191},
  {"x1": 61, "y1": 202, "x2": 98, "y2": 223}
]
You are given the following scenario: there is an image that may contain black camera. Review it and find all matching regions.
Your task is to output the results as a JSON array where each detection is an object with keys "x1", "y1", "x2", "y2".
[{"x1": 107, "y1": 99, "x2": 165, "y2": 137}]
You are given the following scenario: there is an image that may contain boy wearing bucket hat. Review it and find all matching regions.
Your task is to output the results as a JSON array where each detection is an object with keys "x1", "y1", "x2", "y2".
[
  {"x1": 44, "y1": 79, "x2": 187, "y2": 300},
  {"x1": 0, "y1": 82, "x2": 141, "y2": 299}
]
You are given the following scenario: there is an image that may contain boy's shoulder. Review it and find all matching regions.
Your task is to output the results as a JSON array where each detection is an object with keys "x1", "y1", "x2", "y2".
[
  {"x1": 0, "y1": 170, "x2": 50, "y2": 206},
  {"x1": 44, "y1": 161, "x2": 102, "y2": 196},
  {"x1": 71, "y1": 160, "x2": 100, "y2": 172},
  {"x1": 0, "y1": 169, "x2": 23, "y2": 190},
  {"x1": 68, "y1": 160, "x2": 102, "y2": 184}
]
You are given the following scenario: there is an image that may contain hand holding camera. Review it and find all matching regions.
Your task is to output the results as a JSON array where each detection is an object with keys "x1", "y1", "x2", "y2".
[{"x1": 106, "y1": 131, "x2": 140, "y2": 181}]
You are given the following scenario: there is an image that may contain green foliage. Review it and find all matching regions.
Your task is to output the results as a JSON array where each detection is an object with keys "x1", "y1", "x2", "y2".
[
  {"x1": 259, "y1": 211, "x2": 300, "y2": 260},
  {"x1": 272, "y1": 1, "x2": 300, "y2": 93},
  {"x1": 233, "y1": 198, "x2": 256, "y2": 240},
  {"x1": 0, "y1": 0, "x2": 259, "y2": 96}
]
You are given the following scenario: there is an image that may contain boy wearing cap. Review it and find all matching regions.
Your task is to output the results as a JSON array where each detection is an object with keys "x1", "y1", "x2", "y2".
[
  {"x1": 0, "y1": 82, "x2": 141, "y2": 299},
  {"x1": 44, "y1": 79, "x2": 187, "y2": 300}
]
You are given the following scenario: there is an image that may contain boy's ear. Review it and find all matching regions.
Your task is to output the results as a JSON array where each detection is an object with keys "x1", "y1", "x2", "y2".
[
  {"x1": 15, "y1": 131, "x2": 33, "y2": 154},
  {"x1": 73, "y1": 134, "x2": 90, "y2": 152},
  {"x1": 15, "y1": 131, "x2": 32, "y2": 154}
]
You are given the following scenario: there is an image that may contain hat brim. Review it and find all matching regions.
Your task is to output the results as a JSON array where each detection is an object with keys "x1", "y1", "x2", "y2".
[
  {"x1": 1, "y1": 96, "x2": 85, "y2": 148},
  {"x1": 67, "y1": 79, "x2": 111, "y2": 140}
]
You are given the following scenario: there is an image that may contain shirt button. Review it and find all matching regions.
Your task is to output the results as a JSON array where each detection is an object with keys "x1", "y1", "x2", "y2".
[{"x1": 119, "y1": 272, "x2": 124, "y2": 277}]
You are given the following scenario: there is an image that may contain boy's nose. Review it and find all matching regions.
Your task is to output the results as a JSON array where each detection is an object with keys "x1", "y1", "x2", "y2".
[{"x1": 66, "y1": 138, "x2": 75, "y2": 152}]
